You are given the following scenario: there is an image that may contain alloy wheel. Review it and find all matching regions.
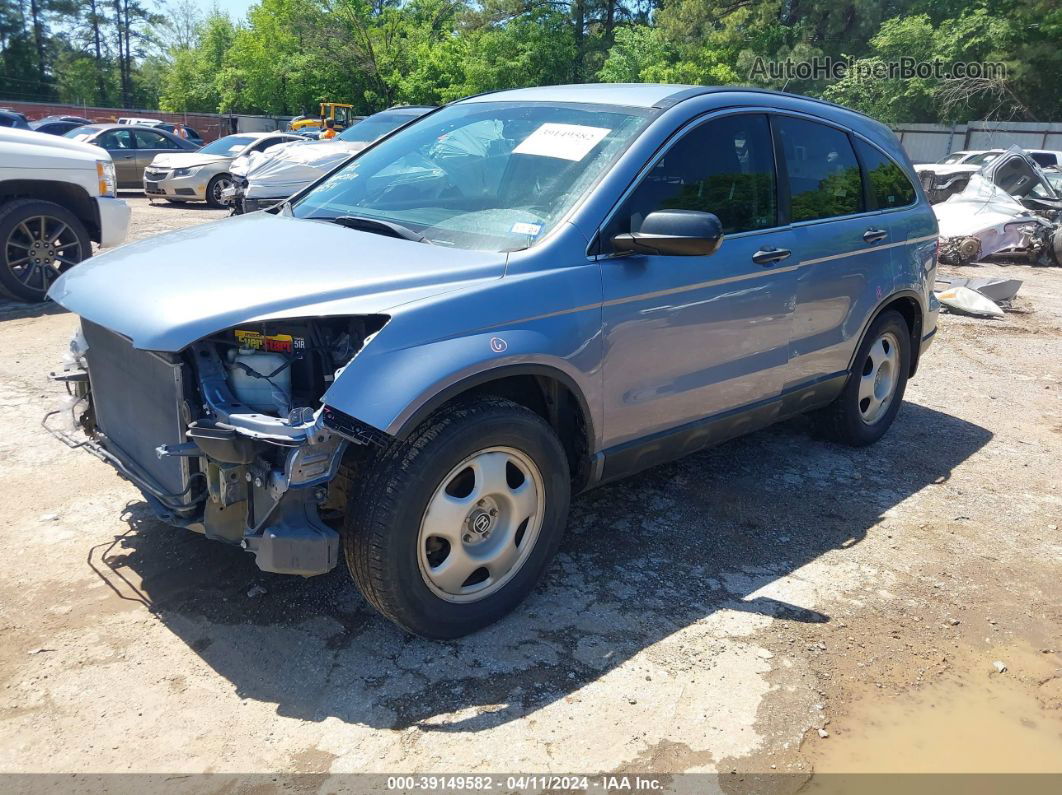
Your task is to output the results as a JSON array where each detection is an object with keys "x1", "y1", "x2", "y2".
[
  {"x1": 212, "y1": 177, "x2": 234, "y2": 205},
  {"x1": 4, "y1": 215, "x2": 82, "y2": 294}
]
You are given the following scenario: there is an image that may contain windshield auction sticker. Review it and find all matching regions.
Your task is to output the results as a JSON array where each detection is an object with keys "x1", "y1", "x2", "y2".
[{"x1": 513, "y1": 123, "x2": 611, "y2": 161}]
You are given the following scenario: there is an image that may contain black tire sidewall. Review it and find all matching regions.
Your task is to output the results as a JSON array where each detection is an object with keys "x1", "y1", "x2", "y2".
[
  {"x1": 349, "y1": 402, "x2": 570, "y2": 638},
  {"x1": 0, "y1": 200, "x2": 91, "y2": 302},
  {"x1": 837, "y1": 310, "x2": 911, "y2": 445}
]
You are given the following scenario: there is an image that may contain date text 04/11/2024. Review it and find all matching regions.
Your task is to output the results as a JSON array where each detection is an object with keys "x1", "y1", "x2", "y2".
[{"x1": 385, "y1": 775, "x2": 665, "y2": 791}]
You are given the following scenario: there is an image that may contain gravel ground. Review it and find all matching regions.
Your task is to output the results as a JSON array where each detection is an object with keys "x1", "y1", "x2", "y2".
[{"x1": 0, "y1": 194, "x2": 1059, "y2": 786}]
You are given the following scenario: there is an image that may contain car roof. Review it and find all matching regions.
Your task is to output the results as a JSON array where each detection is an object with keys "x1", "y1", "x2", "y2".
[
  {"x1": 229, "y1": 130, "x2": 300, "y2": 139},
  {"x1": 456, "y1": 83, "x2": 872, "y2": 115}
]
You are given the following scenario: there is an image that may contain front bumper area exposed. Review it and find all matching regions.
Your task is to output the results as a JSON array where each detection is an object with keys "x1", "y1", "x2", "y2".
[
  {"x1": 50, "y1": 322, "x2": 355, "y2": 577},
  {"x1": 95, "y1": 196, "x2": 131, "y2": 248},
  {"x1": 143, "y1": 167, "x2": 207, "y2": 201}
]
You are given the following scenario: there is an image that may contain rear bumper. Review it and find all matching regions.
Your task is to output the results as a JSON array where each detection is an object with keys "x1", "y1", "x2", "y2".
[
  {"x1": 95, "y1": 196, "x2": 131, "y2": 248},
  {"x1": 921, "y1": 293, "x2": 940, "y2": 356}
]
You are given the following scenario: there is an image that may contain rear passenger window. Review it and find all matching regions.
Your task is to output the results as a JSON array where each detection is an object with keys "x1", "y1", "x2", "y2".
[
  {"x1": 607, "y1": 113, "x2": 777, "y2": 243},
  {"x1": 775, "y1": 117, "x2": 863, "y2": 221}
]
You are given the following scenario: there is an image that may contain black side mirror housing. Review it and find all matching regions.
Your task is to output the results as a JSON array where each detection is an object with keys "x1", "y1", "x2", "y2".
[{"x1": 611, "y1": 209, "x2": 724, "y2": 257}]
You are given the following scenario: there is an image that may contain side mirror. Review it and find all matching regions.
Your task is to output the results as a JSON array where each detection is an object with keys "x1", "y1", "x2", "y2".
[{"x1": 611, "y1": 209, "x2": 724, "y2": 257}]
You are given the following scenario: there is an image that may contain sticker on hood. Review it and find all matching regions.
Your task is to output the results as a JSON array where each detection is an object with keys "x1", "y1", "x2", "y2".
[{"x1": 513, "y1": 123, "x2": 611, "y2": 161}]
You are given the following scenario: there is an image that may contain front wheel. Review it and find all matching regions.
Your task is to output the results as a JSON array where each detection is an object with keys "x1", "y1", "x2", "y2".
[
  {"x1": 812, "y1": 310, "x2": 911, "y2": 447},
  {"x1": 206, "y1": 174, "x2": 233, "y2": 208},
  {"x1": 343, "y1": 398, "x2": 571, "y2": 638},
  {"x1": 0, "y1": 199, "x2": 90, "y2": 302}
]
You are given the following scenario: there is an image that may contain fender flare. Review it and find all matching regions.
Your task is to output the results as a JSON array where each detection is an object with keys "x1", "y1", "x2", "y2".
[
  {"x1": 392, "y1": 362, "x2": 597, "y2": 447},
  {"x1": 847, "y1": 288, "x2": 926, "y2": 375}
]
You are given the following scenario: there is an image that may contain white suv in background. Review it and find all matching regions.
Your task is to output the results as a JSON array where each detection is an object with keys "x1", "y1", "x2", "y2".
[{"x1": 0, "y1": 127, "x2": 130, "y2": 302}]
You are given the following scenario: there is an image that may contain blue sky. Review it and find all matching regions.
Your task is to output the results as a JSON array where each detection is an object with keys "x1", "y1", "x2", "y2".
[{"x1": 191, "y1": 0, "x2": 258, "y2": 23}]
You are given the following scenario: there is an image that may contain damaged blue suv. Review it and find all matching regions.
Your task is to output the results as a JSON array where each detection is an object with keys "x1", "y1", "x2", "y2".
[{"x1": 49, "y1": 84, "x2": 939, "y2": 637}]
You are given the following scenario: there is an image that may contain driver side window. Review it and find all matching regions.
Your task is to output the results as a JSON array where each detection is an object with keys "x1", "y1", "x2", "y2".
[{"x1": 605, "y1": 113, "x2": 778, "y2": 250}]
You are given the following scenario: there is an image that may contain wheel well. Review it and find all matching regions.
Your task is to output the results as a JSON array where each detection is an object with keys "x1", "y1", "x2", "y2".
[
  {"x1": 451, "y1": 374, "x2": 593, "y2": 490},
  {"x1": 877, "y1": 295, "x2": 923, "y2": 376},
  {"x1": 0, "y1": 180, "x2": 100, "y2": 243}
]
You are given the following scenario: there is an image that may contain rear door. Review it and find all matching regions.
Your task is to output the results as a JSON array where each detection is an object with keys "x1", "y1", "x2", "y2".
[
  {"x1": 131, "y1": 128, "x2": 182, "y2": 178},
  {"x1": 600, "y1": 112, "x2": 797, "y2": 447},
  {"x1": 93, "y1": 129, "x2": 138, "y2": 187},
  {"x1": 774, "y1": 115, "x2": 891, "y2": 389}
]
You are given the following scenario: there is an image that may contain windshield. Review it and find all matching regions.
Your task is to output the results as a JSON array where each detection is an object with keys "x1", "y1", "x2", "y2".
[
  {"x1": 938, "y1": 153, "x2": 967, "y2": 164},
  {"x1": 293, "y1": 101, "x2": 652, "y2": 251},
  {"x1": 64, "y1": 125, "x2": 101, "y2": 141},
  {"x1": 338, "y1": 111, "x2": 422, "y2": 143},
  {"x1": 966, "y1": 151, "x2": 1001, "y2": 166},
  {"x1": 199, "y1": 134, "x2": 257, "y2": 156}
]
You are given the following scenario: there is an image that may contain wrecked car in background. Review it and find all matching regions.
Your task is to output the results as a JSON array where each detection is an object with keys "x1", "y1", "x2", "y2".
[
  {"x1": 916, "y1": 148, "x2": 1062, "y2": 205},
  {"x1": 915, "y1": 149, "x2": 1002, "y2": 204},
  {"x1": 228, "y1": 106, "x2": 435, "y2": 213},
  {"x1": 934, "y1": 146, "x2": 1062, "y2": 266},
  {"x1": 143, "y1": 131, "x2": 303, "y2": 207}
]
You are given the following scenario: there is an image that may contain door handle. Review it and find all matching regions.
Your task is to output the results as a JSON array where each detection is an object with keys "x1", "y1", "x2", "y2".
[
  {"x1": 752, "y1": 247, "x2": 792, "y2": 266},
  {"x1": 863, "y1": 228, "x2": 888, "y2": 244}
]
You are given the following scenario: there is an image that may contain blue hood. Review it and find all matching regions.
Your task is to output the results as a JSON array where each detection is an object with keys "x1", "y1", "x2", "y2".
[{"x1": 49, "y1": 212, "x2": 505, "y2": 351}]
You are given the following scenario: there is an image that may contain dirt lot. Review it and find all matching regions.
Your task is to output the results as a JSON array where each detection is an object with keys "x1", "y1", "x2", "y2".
[{"x1": 0, "y1": 194, "x2": 1059, "y2": 787}]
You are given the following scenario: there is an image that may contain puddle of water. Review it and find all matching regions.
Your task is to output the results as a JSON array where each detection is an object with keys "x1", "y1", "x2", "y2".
[{"x1": 806, "y1": 645, "x2": 1062, "y2": 784}]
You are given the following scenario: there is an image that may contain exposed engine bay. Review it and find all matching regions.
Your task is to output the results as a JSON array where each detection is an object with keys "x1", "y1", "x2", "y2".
[{"x1": 54, "y1": 315, "x2": 387, "y2": 577}]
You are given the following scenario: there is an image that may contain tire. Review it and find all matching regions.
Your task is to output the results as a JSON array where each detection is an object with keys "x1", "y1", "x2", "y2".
[
  {"x1": 0, "y1": 199, "x2": 91, "y2": 302},
  {"x1": 812, "y1": 310, "x2": 911, "y2": 447},
  {"x1": 206, "y1": 174, "x2": 233, "y2": 209},
  {"x1": 344, "y1": 398, "x2": 571, "y2": 638}
]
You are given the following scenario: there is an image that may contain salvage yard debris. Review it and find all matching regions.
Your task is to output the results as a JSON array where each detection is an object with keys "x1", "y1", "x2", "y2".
[
  {"x1": 936, "y1": 286, "x2": 1005, "y2": 318},
  {"x1": 935, "y1": 277, "x2": 1023, "y2": 304}
]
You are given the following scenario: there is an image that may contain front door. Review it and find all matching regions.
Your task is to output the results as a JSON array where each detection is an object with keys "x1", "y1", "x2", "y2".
[
  {"x1": 600, "y1": 113, "x2": 796, "y2": 449},
  {"x1": 94, "y1": 129, "x2": 138, "y2": 187}
]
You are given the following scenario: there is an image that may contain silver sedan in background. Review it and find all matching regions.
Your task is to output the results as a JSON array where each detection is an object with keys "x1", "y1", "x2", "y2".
[{"x1": 142, "y1": 131, "x2": 304, "y2": 207}]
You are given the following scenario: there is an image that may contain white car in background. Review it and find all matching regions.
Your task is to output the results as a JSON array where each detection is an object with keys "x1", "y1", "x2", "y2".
[
  {"x1": 0, "y1": 126, "x2": 129, "y2": 302},
  {"x1": 143, "y1": 131, "x2": 304, "y2": 208},
  {"x1": 229, "y1": 106, "x2": 435, "y2": 213}
]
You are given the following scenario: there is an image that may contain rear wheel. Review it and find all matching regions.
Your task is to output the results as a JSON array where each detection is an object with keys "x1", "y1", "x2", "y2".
[
  {"x1": 206, "y1": 174, "x2": 233, "y2": 208},
  {"x1": 0, "y1": 199, "x2": 90, "y2": 302},
  {"x1": 343, "y1": 398, "x2": 570, "y2": 638},
  {"x1": 812, "y1": 310, "x2": 911, "y2": 446}
]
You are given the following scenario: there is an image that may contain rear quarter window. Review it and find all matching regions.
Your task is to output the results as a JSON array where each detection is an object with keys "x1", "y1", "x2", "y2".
[{"x1": 854, "y1": 139, "x2": 917, "y2": 209}]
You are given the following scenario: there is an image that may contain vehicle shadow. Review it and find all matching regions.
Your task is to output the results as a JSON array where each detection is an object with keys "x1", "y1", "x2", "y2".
[
  {"x1": 99, "y1": 401, "x2": 991, "y2": 731},
  {"x1": 0, "y1": 297, "x2": 67, "y2": 322}
]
